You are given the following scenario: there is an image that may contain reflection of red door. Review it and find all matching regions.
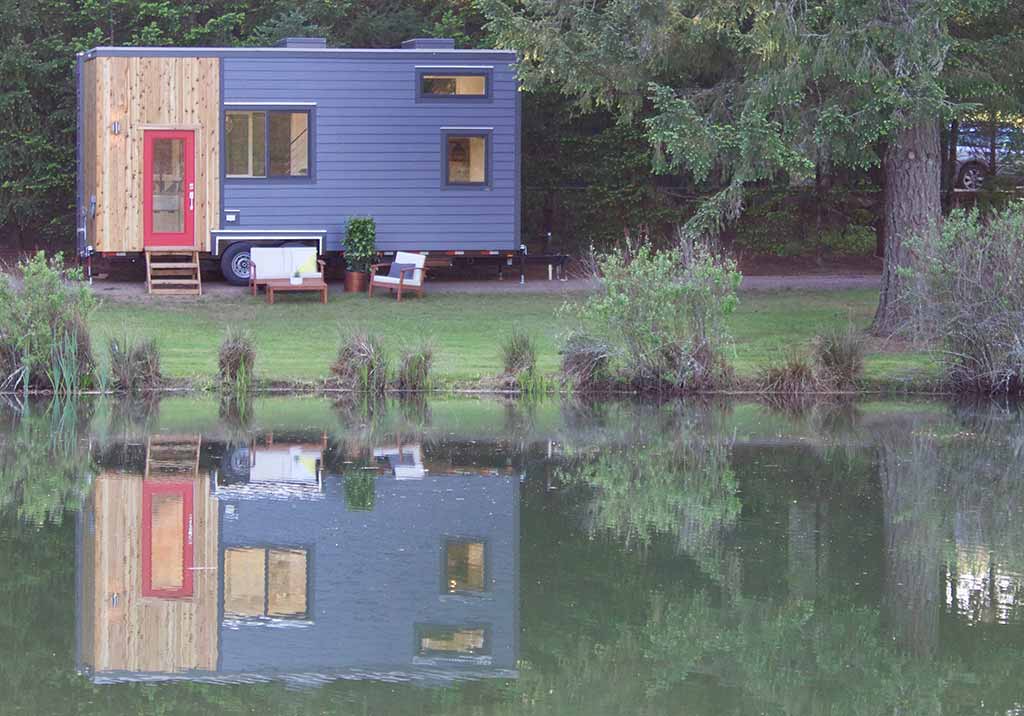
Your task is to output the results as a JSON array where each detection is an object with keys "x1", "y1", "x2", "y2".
[
  {"x1": 143, "y1": 129, "x2": 195, "y2": 247},
  {"x1": 141, "y1": 481, "x2": 194, "y2": 598}
]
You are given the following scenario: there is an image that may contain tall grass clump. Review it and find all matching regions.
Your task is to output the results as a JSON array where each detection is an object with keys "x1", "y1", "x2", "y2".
[
  {"x1": 0, "y1": 252, "x2": 97, "y2": 394},
  {"x1": 501, "y1": 326, "x2": 543, "y2": 393},
  {"x1": 108, "y1": 336, "x2": 162, "y2": 394},
  {"x1": 395, "y1": 342, "x2": 433, "y2": 391},
  {"x1": 560, "y1": 332, "x2": 612, "y2": 391},
  {"x1": 565, "y1": 241, "x2": 740, "y2": 392},
  {"x1": 218, "y1": 327, "x2": 256, "y2": 395},
  {"x1": 811, "y1": 322, "x2": 865, "y2": 390},
  {"x1": 332, "y1": 331, "x2": 390, "y2": 393},
  {"x1": 906, "y1": 204, "x2": 1024, "y2": 394}
]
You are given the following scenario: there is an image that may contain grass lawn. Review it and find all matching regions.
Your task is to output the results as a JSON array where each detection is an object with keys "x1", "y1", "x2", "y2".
[{"x1": 88, "y1": 287, "x2": 937, "y2": 388}]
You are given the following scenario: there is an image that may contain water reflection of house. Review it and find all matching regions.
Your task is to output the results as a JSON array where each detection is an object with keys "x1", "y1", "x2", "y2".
[{"x1": 77, "y1": 433, "x2": 519, "y2": 686}]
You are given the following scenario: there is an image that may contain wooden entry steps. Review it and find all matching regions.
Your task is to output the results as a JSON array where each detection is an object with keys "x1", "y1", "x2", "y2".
[{"x1": 145, "y1": 248, "x2": 202, "y2": 296}]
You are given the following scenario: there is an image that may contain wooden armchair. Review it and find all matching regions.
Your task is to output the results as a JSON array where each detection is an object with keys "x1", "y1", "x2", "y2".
[{"x1": 368, "y1": 251, "x2": 427, "y2": 301}]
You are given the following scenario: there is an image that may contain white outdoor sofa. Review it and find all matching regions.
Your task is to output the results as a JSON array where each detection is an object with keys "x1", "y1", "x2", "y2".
[
  {"x1": 249, "y1": 246, "x2": 324, "y2": 295},
  {"x1": 368, "y1": 251, "x2": 427, "y2": 301}
]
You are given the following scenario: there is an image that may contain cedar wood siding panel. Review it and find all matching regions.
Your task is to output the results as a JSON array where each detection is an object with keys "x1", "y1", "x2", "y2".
[
  {"x1": 82, "y1": 56, "x2": 219, "y2": 252},
  {"x1": 222, "y1": 55, "x2": 519, "y2": 252}
]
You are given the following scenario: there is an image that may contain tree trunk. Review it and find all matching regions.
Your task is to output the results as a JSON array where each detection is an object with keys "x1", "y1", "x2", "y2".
[{"x1": 871, "y1": 120, "x2": 942, "y2": 335}]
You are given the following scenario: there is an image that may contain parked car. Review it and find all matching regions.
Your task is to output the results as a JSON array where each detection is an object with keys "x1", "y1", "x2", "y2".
[{"x1": 956, "y1": 124, "x2": 1024, "y2": 190}]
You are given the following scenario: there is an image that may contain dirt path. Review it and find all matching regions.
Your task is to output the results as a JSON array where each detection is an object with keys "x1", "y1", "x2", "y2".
[{"x1": 85, "y1": 272, "x2": 880, "y2": 304}]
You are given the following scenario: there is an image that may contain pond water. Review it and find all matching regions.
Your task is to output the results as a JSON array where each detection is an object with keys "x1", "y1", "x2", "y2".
[{"x1": 1, "y1": 396, "x2": 1023, "y2": 714}]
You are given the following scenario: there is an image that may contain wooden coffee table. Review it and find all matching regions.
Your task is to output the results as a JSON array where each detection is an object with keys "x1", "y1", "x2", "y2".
[{"x1": 264, "y1": 278, "x2": 328, "y2": 304}]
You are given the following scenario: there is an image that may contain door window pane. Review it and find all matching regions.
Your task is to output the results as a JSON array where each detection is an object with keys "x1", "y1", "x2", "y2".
[
  {"x1": 446, "y1": 541, "x2": 485, "y2": 593},
  {"x1": 149, "y1": 493, "x2": 184, "y2": 590},
  {"x1": 151, "y1": 138, "x2": 184, "y2": 233},
  {"x1": 447, "y1": 136, "x2": 486, "y2": 184},
  {"x1": 269, "y1": 112, "x2": 310, "y2": 176}
]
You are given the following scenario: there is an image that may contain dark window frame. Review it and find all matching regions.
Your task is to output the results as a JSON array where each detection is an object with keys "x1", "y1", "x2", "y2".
[
  {"x1": 440, "y1": 128, "x2": 493, "y2": 190},
  {"x1": 416, "y1": 67, "x2": 493, "y2": 102},
  {"x1": 223, "y1": 105, "x2": 316, "y2": 184}
]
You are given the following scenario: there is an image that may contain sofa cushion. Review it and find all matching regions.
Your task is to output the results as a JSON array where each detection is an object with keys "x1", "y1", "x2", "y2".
[{"x1": 388, "y1": 262, "x2": 415, "y2": 279}]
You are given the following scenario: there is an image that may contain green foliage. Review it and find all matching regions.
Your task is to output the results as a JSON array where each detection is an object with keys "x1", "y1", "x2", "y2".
[
  {"x1": 218, "y1": 326, "x2": 256, "y2": 395},
  {"x1": 0, "y1": 399, "x2": 94, "y2": 525},
  {"x1": 559, "y1": 332, "x2": 612, "y2": 391},
  {"x1": 0, "y1": 251, "x2": 97, "y2": 393},
  {"x1": 568, "y1": 243, "x2": 740, "y2": 391},
  {"x1": 344, "y1": 473, "x2": 376, "y2": 511},
  {"x1": 906, "y1": 203, "x2": 1024, "y2": 394},
  {"x1": 331, "y1": 331, "x2": 390, "y2": 394},
  {"x1": 107, "y1": 335, "x2": 162, "y2": 394},
  {"x1": 395, "y1": 342, "x2": 434, "y2": 392},
  {"x1": 343, "y1": 216, "x2": 377, "y2": 274},
  {"x1": 501, "y1": 326, "x2": 544, "y2": 394},
  {"x1": 812, "y1": 322, "x2": 866, "y2": 389}
]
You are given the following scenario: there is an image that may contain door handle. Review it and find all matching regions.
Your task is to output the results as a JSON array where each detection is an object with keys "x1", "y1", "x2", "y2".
[{"x1": 188, "y1": 190, "x2": 195, "y2": 211}]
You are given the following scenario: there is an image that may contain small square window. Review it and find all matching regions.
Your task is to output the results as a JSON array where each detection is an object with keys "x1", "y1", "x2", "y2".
[
  {"x1": 445, "y1": 540, "x2": 485, "y2": 593},
  {"x1": 445, "y1": 135, "x2": 488, "y2": 186}
]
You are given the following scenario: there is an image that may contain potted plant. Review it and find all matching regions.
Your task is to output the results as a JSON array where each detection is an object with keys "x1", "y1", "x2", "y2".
[
  {"x1": 343, "y1": 216, "x2": 376, "y2": 292},
  {"x1": 290, "y1": 268, "x2": 302, "y2": 286}
]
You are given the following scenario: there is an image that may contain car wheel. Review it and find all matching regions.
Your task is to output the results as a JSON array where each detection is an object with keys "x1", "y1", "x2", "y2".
[
  {"x1": 219, "y1": 445, "x2": 251, "y2": 484},
  {"x1": 958, "y1": 164, "x2": 987, "y2": 191},
  {"x1": 220, "y1": 243, "x2": 252, "y2": 286}
]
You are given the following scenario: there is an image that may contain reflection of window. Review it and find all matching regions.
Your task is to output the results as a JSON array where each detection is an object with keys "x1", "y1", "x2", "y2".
[
  {"x1": 417, "y1": 626, "x2": 488, "y2": 656},
  {"x1": 226, "y1": 110, "x2": 310, "y2": 178},
  {"x1": 421, "y1": 74, "x2": 487, "y2": 97},
  {"x1": 445, "y1": 540, "x2": 485, "y2": 593},
  {"x1": 446, "y1": 135, "x2": 487, "y2": 185},
  {"x1": 224, "y1": 547, "x2": 308, "y2": 619}
]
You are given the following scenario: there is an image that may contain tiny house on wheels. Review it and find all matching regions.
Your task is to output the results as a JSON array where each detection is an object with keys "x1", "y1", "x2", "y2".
[{"x1": 75, "y1": 37, "x2": 521, "y2": 293}]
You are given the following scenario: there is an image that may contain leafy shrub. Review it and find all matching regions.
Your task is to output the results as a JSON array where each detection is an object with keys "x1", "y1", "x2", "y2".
[
  {"x1": 906, "y1": 205, "x2": 1024, "y2": 394},
  {"x1": 818, "y1": 225, "x2": 876, "y2": 256},
  {"x1": 344, "y1": 474, "x2": 376, "y2": 511},
  {"x1": 218, "y1": 327, "x2": 256, "y2": 394},
  {"x1": 395, "y1": 342, "x2": 433, "y2": 391},
  {"x1": 0, "y1": 251, "x2": 97, "y2": 393},
  {"x1": 332, "y1": 331, "x2": 390, "y2": 393},
  {"x1": 560, "y1": 332, "x2": 612, "y2": 391},
  {"x1": 568, "y1": 242, "x2": 739, "y2": 392},
  {"x1": 108, "y1": 336, "x2": 162, "y2": 394},
  {"x1": 344, "y1": 217, "x2": 377, "y2": 273}
]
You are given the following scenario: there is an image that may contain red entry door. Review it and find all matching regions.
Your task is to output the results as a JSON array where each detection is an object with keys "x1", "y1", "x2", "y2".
[
  {"x1": 143, "y1": 129, "x2": 195, "y2": 248},
  {"x1": 141, "y1": 481, "x2": 195, "y2": 598}
]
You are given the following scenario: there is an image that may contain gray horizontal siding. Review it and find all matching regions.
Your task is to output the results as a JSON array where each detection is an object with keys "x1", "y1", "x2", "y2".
[{"x1": 223, "y1": 54, "x2": 520, "y2": 252}]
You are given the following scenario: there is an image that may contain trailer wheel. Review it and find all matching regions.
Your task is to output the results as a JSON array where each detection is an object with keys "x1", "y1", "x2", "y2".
[{"x1": 220, "y1": 243, "x2": 252, "y2": 285}]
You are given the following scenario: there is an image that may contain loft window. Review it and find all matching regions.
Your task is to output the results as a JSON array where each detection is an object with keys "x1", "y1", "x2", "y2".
[
  {"x1": 226, "y1": 110, "x2": 310, "y2": 178},
  {"x1": 416, "y1": 626, "x2": 488, "y2": 657},
  {"x1": 224, "y1": 547, "x2": 309, "y2": 620},
  {"x1": 444, "y1": 132, "x2": 489, "y2": 186},
  {"x1": 445, "y1": 540, "x2": 485, "y2": 593},
  {"x1": 417, "y1": 68, "x2": 491, "y2": 100}
]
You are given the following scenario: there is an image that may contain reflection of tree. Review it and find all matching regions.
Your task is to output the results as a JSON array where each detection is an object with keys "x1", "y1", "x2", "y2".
[
  {"x1": 559, "y1": 409, "x2": 740, "y2": 587},
  {"x1": 0, "y1": 399, "x2": 95, "y2": 524}
]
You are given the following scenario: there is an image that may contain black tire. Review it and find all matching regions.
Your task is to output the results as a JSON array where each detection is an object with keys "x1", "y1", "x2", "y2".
[
  {"x1": 957, "y1": 163, "x2": 987, "y2": 191},
  {"x1": 220, "y1": 242, "x2": 252, "y2": 286},
  {"x1": 219, "y1": 445, "x2": 251, "y2": 484}
]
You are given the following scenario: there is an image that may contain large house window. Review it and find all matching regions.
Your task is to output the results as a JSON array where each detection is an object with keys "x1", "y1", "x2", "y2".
[
  {"x1": 443, "y1": 130, "x2": 491, "y2": 187},
  {"x1": 226, "y1": 110, "x2": 310, "y2": 178},
  {"x1": 224, "y1": 546, "x2": 309, "y2": 620}
]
